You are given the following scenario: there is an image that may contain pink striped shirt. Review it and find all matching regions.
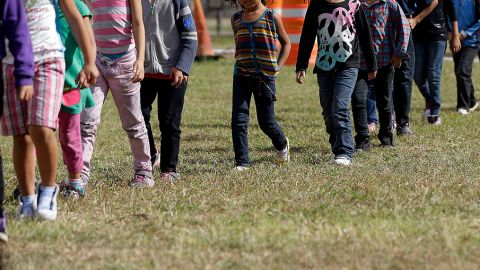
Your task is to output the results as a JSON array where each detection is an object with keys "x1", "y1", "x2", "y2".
[{"x1": 90, "y1": 0, "x2": 135, "y2": 55}]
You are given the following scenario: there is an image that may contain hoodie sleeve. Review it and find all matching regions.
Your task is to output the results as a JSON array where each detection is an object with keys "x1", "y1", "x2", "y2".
[
  {"x1": 4, "y1": 0, "x2": 34, "y2": 87},
  {"x1": 355, "y1": 7, "x2": 377, "y2": 72},
  {"x1": 173, "y1": 0, "x2": 198, "y2": 75},
  {"x1": 295, "y1": 1, "x2": 319, "y2": 73}
]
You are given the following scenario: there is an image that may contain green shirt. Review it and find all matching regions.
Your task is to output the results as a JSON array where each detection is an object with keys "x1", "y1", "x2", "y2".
[{"x1": 57, "y1": 0, "x2": 95, "y2": 114}]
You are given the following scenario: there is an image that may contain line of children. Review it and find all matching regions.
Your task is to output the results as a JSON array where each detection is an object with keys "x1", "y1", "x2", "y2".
[
  {"x1": 0, "y1": 0, "x2": 34, "y2": 241},
  {"x1": 1, "y1": 0, "x2": 97, "y2": 221}
]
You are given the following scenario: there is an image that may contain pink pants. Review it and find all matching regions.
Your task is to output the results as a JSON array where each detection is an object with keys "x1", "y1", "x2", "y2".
[
  {"x1": 59, "y1": 110, "x2": 82, "y2": 174},
  {"x1": 80, "y1": 50, "x2": 152, "y2": 178}
]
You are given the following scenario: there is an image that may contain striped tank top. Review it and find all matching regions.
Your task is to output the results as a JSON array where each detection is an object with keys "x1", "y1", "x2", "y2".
[
  {"x1": 90, "y1": 0, "x2": 135, "y2": 55},
  {"x1": 233, "y1": 9, "x2": 278, "y2": 77}
]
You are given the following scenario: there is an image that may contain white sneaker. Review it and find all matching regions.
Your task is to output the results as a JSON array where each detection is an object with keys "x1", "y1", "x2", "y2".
[
  {"x1": 457, "y1": 108, "x2": 469, "y2": 115},
  {"x1": 36, "y1": 185, "x2": 59, "y2": 221},
  {"x1": 334, "y1": 156, "x2": 352, "y2": 166},
  {"x1": 469, "y1": 102, "x2": 479, "y2": 112},
  {"x1": 276, "y1": 137, "x2": 290, "y2": 165},
  {"x1": 234, "y1": 166, "x2": 250, "y2": 171},
  {"x1": 16, "y1": 195, "x2": 37, "y2": 220}
]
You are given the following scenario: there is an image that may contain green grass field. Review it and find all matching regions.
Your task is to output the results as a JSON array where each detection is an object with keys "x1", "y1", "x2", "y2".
[{"x1": 0, "y1": 58, "x2": 479, "y2": 269}]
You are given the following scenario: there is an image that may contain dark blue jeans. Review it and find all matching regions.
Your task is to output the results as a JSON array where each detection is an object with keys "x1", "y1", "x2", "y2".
[
  {"x1": 453, "y1": 46, "x2": 479, "y2": 110},
  {"x1": 352, "y1": 71, "x2": 370, "y2": 146},
  {"x1": 231, "y1": 75, "x2": 287, "y2": 166},
  {"x1": 367, "y1": 82, "x2": 377, "y2": 124},
  {"x1": 317, "y1": 67, "x2": 358, "y2": 159},
  {"x1": 394, "y1": 35, "x2": 415, "y2": 126},
  {"x1": 374, "y1": 65, "x2": 395, "y2": 146},
  {"x1": 414, "y1": 39, "x2": 447, "y2": 116}
]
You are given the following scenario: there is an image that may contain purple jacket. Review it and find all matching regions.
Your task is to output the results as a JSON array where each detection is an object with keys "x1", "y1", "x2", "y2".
[{"x1": 0, "y1": 0, "x2": 34, "y2": 87}]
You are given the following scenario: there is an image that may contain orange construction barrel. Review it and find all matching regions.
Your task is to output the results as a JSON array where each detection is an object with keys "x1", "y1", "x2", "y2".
[{"x1": 281, "y1": 0, "x2": 317, "y2": 65}]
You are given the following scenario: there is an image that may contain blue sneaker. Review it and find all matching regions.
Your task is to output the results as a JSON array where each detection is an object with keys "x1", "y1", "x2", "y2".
[
  {"x1": 60, "y1": 178, "x2": 87, "y2": 199},
  {"x1": 36, "y1": 185, "x2": 59, "y2": 221},
  {"x1": 16, "y1": 195, "x2": 37, "y2": 220}
]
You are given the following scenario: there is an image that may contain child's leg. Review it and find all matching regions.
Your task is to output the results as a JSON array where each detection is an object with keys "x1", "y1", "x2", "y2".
[
  {"x1": 28, "y1": 126, "x2": 58, "y2": 187},
  {"x1": 252, "y1": 78, "x2": 286, "y2": 152},
  {"x1": 317, "y1": 71, "x2": 336, "y2": 151},
  {"x1": 393, "y1": 35, "x2": 415, "y2": 127},
  {"x1": 366, "y1": 82, "x2": 378, "y2": 124},
  {"x1": 413, "y1": 41, "x2": 430, "y2": 101},
  {"x1": 373, "y1": 65, "x2": 394, "y2": 146},
  {"x1": 330, "y1": 68, "x2": 358, "y2": 159},
  {"x1": 231, "y1": 76, "x2": 254, "y2": 166},
  {"x1": 59, "y1": 111, "x2": 82, "y2": 179},
  {"x1": 140, "y1": 78, "x2": 160, "y2": 165},
  {"x1": 80, "y1": 61, "x2": 109, "y2": 180},
  {"x1": 424, "y1": 40, "x2": 447, "y2": 117},
  {"x1": 157, "y1": 79, "x2": 186, "y2": 172},
  {"x1": 453, "y1": 47, "x2": 478, "y2": 110},
  {"x1": 351, "y1": 71, "x2": 370, "y2": 147},
  {"x1": 108, "y1": 52, "x2": 152, "y2": 177}
]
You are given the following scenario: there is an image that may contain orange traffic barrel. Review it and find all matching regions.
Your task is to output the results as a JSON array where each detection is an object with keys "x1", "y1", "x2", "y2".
[{"x1": 281, "y1": 0, "x2": 317, "y2": 65}]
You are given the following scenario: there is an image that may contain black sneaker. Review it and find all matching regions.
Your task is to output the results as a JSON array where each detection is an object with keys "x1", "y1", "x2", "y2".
[
  {"x1": 397, "y1": 124, "x2": 412, "y2": 136},
  {"x1": 355, "y1": 140, "x2": 371, "y2": 152}
]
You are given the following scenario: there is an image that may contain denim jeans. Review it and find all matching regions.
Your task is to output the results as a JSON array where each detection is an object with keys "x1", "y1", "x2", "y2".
[
  {"x1": 317, "y1": 67, "x2": 358, "y2": 159},
  {"x1": 414, "y1": 40, "x2": 447, "y2": 116},
  {"x1": 374, "y1": 65, "x2": 395, "y2": 146},
  {"x1": 351, "y1": 71, "x2": 370, "y2": 146},
  {"x1": 453, "y1": 46, "x2": 479, "y2": 110},
  {"x1": 394, "y1": 35, "x2": 415, "y2": 126},
  {"x1": 140, "y1": 78, "x2": 187, "y2": 173},
  {"x1": 231, "y1": 75, "x2": 287, "y2": 166},
  {"x1": 367, "y1": 82, "x2": 377, "y2": 124}
]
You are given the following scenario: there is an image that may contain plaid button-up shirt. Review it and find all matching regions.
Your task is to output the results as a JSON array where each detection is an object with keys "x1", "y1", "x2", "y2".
[{"x1": 360, "y1": 0, "x2": 411, "y2": 69}]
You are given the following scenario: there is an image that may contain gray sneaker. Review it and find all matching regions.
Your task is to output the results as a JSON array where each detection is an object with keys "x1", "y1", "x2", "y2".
[
  {"x1": 129, "y1": 174, "x2": 155, "y2": 188},
  {"x1": 160, "y1": 172, "x2": 180, "y2": 182},
  {"x1": 397, "y1": 124, "x2": 412, "y2": 136}
]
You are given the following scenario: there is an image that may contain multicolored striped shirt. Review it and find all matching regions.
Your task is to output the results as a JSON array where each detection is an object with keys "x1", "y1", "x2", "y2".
[
  {"x1": 360, "y1": 0, "x2": 410, "y2": 69},
  {"x1": 90, "y1": 0, "x2": 135, "y2": 55},
  {"x1": 232, "y1": 9, "x2": 278, "y2": 77}
]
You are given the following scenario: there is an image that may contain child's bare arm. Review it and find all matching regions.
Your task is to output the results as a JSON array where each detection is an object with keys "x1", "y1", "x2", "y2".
[
  {"x1": 273, "y1": 13, "x2": 291, "y2": 69},
  {"x1": 60, "y1": 0, "x2": 98, "y2": 87},
  {"x1": 409, "y1": 0, "x2": 438, "y2": 29},
  {"x1": 130, "y1": 0, "x2": 145, "y2": 83}
]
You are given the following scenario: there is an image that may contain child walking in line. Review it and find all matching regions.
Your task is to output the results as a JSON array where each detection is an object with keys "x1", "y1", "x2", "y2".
[
  {"x1": 352, "y1": 0, "x2": 410, "y2": 150},
  {"x1": 413, "y1": 0, "x2": 460, "y2": 125},
  {"x1": 296, "y1": 0, "x2": 377, "y2": 166},
  {"x1": 82, "y1": 0, "x2": 153, "y2": 187},
  {"x1": 450, "y1": 0, "x2": 480, "y2": 114},
  {"x1": 0, "y1": 0, "x2": 34, "y2": 239},
  {"x1": 140, "y1": 0, "x2": 198, "y2": 181},
  {"x1": 1, "y1": 0, "x2": 97, "y2": 221},
  {"x1": 226, "y1": 0, "x2": 291, "y2": 170},
  {"x1": 57, "y1": 0, "x2": 96, "y2": 198}
]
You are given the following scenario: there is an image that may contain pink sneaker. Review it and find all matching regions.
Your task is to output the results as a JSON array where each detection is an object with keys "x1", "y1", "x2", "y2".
[{"x1": 129, "y1": 174, "x2": 155, "y2": 188}]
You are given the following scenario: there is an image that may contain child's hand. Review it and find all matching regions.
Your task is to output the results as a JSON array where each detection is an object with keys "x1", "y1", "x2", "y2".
[
  {"x1": 132, "y1": 60, "x2": 144, "y2": 83},
  {"x1": 16, "y1": 85, "x2": 34, "y2": 101},
  {"x1": 76, "y1": 63, "x2": 99, "y2": 88},
  {"x1": 368, "y1": 71, "x2": 377, "y2": 81},
  {"x1": 170, "y1": 67, "x2": 188, "y2": 88},
  {"x1": 391, "y1": 55, "x2": 403, "y2": 69},
  {"x1": 449, "y1": 34, "x2": 461, "y2": 54},
  {"x1": 408, "y1": 18, "x2": 417, "y2": 29},
  {"x1": 296, "y1": 71, "x2": 306, "y2": 84}
]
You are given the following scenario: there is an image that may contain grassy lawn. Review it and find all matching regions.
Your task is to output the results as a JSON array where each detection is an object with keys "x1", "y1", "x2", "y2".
[{"x1": 0, "y1": 58, "x2": 479, "y2": 269}]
